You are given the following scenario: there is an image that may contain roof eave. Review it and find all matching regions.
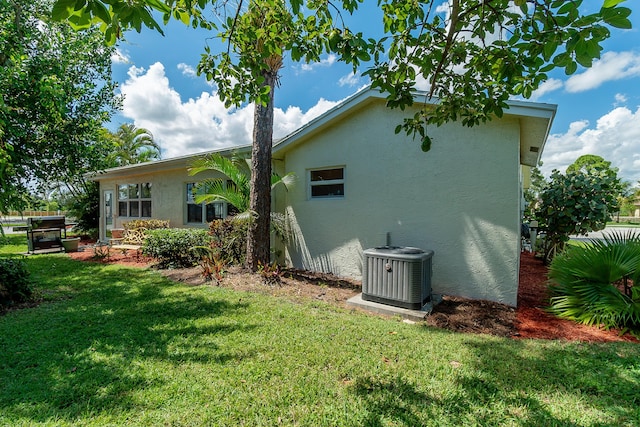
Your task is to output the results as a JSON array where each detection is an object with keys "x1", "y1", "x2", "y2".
[{"x1": 86, "y1": 144, "x2": 252, "y2": 181}]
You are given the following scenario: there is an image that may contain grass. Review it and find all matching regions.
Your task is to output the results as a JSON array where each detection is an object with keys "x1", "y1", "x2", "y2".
[
  {"x1": 1, "y1": 240, "x2": 639, "y2": 426},
  {"x1": 0, "y1": 234, "x2": 28, "y2": 255}
]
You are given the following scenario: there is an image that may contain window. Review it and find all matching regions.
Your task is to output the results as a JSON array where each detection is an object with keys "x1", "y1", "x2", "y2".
[
  {"x1": 186, "y1": 183, "x2": 225, "y2": 224},
  {"x1": 118, "y1": 183, "x2": 152, "y2": 218},
  {"x1": 309, "y1": 167, "x2": 345, "y2": 199}
]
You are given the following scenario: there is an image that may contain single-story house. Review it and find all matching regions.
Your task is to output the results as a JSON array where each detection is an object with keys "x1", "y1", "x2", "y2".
[{"x1": 92, "y1": 88, "x2": 555, "y2": 306}]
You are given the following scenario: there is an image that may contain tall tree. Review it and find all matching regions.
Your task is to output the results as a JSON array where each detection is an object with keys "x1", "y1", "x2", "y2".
[
  {"x1": 51, "y1": 0, "x2": 632, "y2": 270},
  {"x1": 0, "y1": 0, "x2": 120, "y2": 213},
  {"x1": 104, "y1": 123, "x2": 161, "y2": 167},
  {"x1": 567, "y1": 154, "x2": 616, "y2": 176}
]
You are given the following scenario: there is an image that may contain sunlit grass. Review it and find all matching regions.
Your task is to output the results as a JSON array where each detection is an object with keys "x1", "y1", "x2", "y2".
[
  {"x1": 1, "y1": 247, "x2": 639, "y2": 426},
  {"x1": 0, "y1": 234, "x2": 28, "y2": 255}
]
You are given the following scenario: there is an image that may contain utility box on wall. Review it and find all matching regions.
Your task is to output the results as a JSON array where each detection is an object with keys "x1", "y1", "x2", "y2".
[{"x1": 362, "y1": 246, "x2": 434, "y2": 310}]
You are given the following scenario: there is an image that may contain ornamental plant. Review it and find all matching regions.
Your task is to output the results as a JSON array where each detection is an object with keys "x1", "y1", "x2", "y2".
[
  {"x1": 535, "y1": 167, "x2": 621, "y2": 264},
  {"x1": 143, "y1": 228, "x2": 211, "y2": 268},
  {"x1": 548, "y1": 231, "x2": 640, "y2": 335},
  {"x1": 0, "y1": 258, "x2": 32, "y2": 307}
]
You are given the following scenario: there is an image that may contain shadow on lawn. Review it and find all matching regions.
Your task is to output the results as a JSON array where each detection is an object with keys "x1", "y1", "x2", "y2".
[
  {"x1": 351, "y1": 336, "x2": 639, "y2": 426},
  {"x1": 0, "y1": 255, "x2": 255, "y2": 423}
]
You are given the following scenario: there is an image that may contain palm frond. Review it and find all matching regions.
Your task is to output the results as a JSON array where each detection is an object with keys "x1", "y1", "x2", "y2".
[
  {"x1": 271, "y1": 171, "x2": 296, "y2": 190},
  {"x1": 548, "y1": 232, "x2": 640, "y2": 331},
  {"x1": 189, "y1": 154, "x2": 250, "y2": 192}
]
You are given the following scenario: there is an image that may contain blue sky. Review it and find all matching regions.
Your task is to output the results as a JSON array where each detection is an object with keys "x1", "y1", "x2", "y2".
[{"x1": 109, "y1": 2, "x2": 640, "y2": 184}]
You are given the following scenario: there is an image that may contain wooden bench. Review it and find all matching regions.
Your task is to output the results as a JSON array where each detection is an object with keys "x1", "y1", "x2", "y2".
[{"x1": 110, "y1": 228, "x2": 146, "y2": 258}]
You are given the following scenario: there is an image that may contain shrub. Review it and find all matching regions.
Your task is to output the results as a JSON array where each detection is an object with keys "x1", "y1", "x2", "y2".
[
  {"x1": 208, "y1": 218, "x2": 249, "y2": 266},
  {"x1": 535, "y1": 167, "x2": 621, "y2": 264},
  {"x1": 0, "y1": 258, "x2": 32, "y2": 306},
  {"x1": 143, "y1": 228, "x2": 211, "y2": 268},
  {"x1": 548, "y1": 231, "x2": 640, "y2": 334}
]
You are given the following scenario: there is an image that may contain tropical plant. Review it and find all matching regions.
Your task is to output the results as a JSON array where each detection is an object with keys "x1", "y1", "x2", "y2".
[
  {"x1": 188, "y1": 153, "x2": 294, "y2": 242},
  {"x1": 548, "y1": 231, "x2": 640, "y2": 335},
  {"x1": 535, "y1": 165, "x2": 622, "y2": 264},
  {"x1": 104, "y1": 123, "x2": 161, "y2": 167}
]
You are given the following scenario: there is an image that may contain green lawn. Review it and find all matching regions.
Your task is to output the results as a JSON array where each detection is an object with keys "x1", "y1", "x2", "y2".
[{"x1": 1, "y1": 237, "x2": 639, "y2": 426}]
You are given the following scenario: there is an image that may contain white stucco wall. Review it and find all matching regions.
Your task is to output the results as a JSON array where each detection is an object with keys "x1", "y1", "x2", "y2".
[{"x1": 279, "y1": 101, "x2": 522, "y2": 306}]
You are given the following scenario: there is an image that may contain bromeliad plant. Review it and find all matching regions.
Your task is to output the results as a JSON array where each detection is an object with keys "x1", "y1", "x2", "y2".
[{"x1": 548, "y1": 231, "x2": 640, "y2": 335}]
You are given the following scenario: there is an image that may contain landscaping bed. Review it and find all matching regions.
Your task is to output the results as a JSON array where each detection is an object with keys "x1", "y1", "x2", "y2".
[{"x1": 66, "y1": 243, "x2": 638, "y2": 343}]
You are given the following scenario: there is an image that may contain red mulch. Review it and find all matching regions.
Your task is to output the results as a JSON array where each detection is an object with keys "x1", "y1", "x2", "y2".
[
  {"x1": 65, "y1": 241, "x2": 638, "y2": 343},
  {"x1": 516, "y1": 252, "x2": 638, "y2": 343}
]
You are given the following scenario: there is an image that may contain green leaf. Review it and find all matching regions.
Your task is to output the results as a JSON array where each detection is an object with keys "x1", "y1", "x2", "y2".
[
  {"x1": 558, "y1": 2, "x2": 578, "y2": 15},
  {"x1": 601, "y1": 6, "x2": 632, "y2": 24},
  {"x1": 420, "y1": 135, "x2": 432, "y2": 152},
  {"x1": 603, "y1": 0, "x2": 626, "y2": 7},
  {"x1": 51, "y1": 0, "x2": 77, "y2": 20},
  {"x1": 565, "y1": 60, "x2": 578, "y2": 75},
  {"x1": 73, "y1": 0, "x2": 87, "y2": 12},
  {"x1": 603, "y1": 13, "x2": 632, "y2": 29},
  {"x1": 89, "y1": 1, "x2": 112, "y2": 25}
]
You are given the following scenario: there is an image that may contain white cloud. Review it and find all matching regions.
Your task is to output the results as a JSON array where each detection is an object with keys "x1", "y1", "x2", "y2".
[
  {"x1": 435, "y1": 2, "x2": 450, "y2": 14},
  {"x1": 274, "y1": 98, "x2": 341, "y2": 137},
  {"x1": 111, "y1": 48, "x2": 130, "y2": 64},
  {"x1": 565, "y1": 51, "x2": 640, "y2": 93},
  {"x1": 614, "y1": 93, "x2": 628, "y2": 106},
  {"x1": 177, "y1": 63, "x2": 197, "y2": 78},
  {"x1": 541, "y1": 106, "x2": 640, "y2": 183},
  {"x1": 338, "y1": 72, "x2": 361, "y2": 88},
  {"x1": 118, "y1": 62, "x2": 340, "y2": 159},
  {"x1": 529, "y1": 78, "x2": 563, "y2": 101},
  {"x1": 298, "y1": 54, "x2": 338, "y2": 73}
]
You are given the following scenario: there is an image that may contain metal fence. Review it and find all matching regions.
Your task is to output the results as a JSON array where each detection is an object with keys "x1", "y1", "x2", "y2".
[{"x1": 1, "y1": 211, "x2": 66, "y2": 222}]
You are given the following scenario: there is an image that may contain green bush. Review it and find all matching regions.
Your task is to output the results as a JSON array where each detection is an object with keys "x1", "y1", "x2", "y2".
[
  {"x1": 0, "y1": 258, "x2": 32, "y2": 306},
  {"x1": 208, "y1": 218, "x2": 249, "y2": 266},
  {"x1": 143, "y1": 228, "x2": 211, "y2": 268},
  {"x1": 548, "y1": 231, "x2": 640, "y2": 334},
  {"x1": 535, "y1": 167, "x2": 621, "y2": 264}
]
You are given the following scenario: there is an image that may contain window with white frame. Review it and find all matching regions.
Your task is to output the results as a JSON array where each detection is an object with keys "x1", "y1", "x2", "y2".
[
  {"x1": 186, "y1": 183, "x2": 225, "y2": 224},
  {"x1": 309, "y1": 167, "x2": 345, "y2": 199},
  {"x1": 118, "y1": 183, "x2": 152, "y2": 218}
]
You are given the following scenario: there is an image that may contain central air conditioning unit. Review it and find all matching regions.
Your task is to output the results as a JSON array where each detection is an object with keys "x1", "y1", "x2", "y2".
[{"x1": 362, "y1": 246, "x2": 433, "y2": 310}]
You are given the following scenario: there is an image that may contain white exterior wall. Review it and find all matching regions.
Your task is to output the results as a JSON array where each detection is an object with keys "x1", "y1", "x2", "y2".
[{"x1": 280, "y1": 102, "x2": 522, "y2": 306}]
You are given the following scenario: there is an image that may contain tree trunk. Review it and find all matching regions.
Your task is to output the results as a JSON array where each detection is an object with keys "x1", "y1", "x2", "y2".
[{"x1": 246, "y1": 71, "x2": 275, "y2": 271}]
